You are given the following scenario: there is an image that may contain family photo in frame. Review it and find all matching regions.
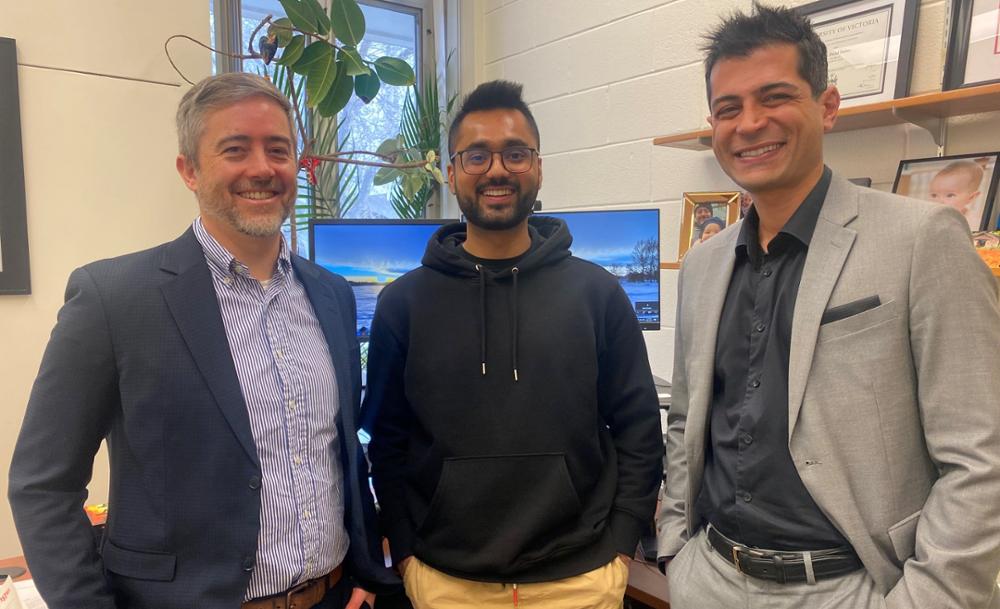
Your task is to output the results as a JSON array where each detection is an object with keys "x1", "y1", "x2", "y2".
[
  {"x1": 796, "y1": 0, "x2": 919, "y2": 107},
  {"x1": 679, "y1": 192, "x2": 740, "y2": 259},
  {"x1": 892, "y1": 152, "x2": 1000, "y2": 231}
]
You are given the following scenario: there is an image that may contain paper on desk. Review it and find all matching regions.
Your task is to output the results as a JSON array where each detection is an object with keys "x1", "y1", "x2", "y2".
[
  {"x1": 0, "y1": 577, "x2": 23, "y2": 609},
  {"x1": 13, "y1": 581, "x2": 45, "y2": 609}
]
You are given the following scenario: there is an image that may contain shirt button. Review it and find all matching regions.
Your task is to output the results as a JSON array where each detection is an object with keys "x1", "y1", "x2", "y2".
[
  {"x1": 762, "y1": 268, "x2": 772, "y2": 277},
  {"x1": 741, "y1": 433, "x2": 753, "y2": 445},
  {"x1": 248, "y1": 475, "x2": 261, "y2": 490},
  {"x1": 288, "y1": 399, "x2": 296, "y2": 410},
  {"x1": 293, "y1": 456, "x2": 302, "y2": 465},
  {"x1": 223, "y1": 277, "x2": 234, "y2": 286},
  {"x1": 275, "y1": 349, "x2": 283, "y2": 359},
  {"x1": 742, "y1": 492, "x2": 753, "y2": 502},
  {"x1": 242, "y1": 556, "x2": 255, "y2": 572},
  {"x1": 755, "y1": 322, "x2": 766, "y2": 333},
  {"x1": 303, "y1": 510, "x2": 311, "y2": 519},
  {"x1": 750, "y1": 379, "x2": 761, "y2": 389}
]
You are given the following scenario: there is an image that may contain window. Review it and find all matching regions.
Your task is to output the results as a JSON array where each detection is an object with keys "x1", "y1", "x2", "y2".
[{"x1": 210, "y1": 0, "x2": 426, "y2": 220}]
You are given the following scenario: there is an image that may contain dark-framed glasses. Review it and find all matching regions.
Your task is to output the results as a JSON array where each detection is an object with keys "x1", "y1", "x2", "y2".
[{"x1": 451, "y1": 146, "x2": 538, "y2": 175}]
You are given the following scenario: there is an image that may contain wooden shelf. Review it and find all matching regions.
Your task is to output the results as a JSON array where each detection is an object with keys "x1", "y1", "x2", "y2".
[{"x1": 653, "y1": 82, "x2": 1000, "y2": 151}]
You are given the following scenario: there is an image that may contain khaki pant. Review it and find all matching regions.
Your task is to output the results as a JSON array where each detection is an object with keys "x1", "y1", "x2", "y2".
[{"x1": 402, "y1": 556, "x2": 629, "y2": 609}]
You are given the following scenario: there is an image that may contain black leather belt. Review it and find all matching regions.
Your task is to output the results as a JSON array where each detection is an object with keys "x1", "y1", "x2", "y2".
[{"x1": 706, "y1": 525, "x2": 862, "y2": 584}]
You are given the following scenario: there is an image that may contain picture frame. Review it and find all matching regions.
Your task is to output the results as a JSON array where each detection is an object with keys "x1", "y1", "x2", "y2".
[
  {"x1": 892, "y1": 152, "x2": 1000, "y2": 232},
  {"x1": 679, "y1": 192, "x2": 740, "y2": 259},
  {"x1": 0, "y1": 37, "x2": 31, "y2": 295},
  {"x1": 943, "y1": 0, "x2": 1000, "y2": 90},
  {"x1": 796, "y1": 0, "x2": 919, "y2": 107}
]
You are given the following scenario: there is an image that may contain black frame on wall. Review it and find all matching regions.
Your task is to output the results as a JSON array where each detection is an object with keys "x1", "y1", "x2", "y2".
[{"x1": 0, "y1": 37, "x2": 30, "y2": 295}]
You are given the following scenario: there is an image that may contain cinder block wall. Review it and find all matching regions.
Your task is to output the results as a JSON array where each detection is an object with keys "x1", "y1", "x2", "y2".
[{"x1": 467, "y1": 0, "x2": 1000, "y2": 379}]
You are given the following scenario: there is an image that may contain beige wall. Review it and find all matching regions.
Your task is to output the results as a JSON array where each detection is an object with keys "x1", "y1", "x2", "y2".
[
  {"x1": 467, "y1": 0, "x2": 1000, "y2": 380},
  {"x1": 0, "y1": 2, "x2": 210, "y2": 555}
]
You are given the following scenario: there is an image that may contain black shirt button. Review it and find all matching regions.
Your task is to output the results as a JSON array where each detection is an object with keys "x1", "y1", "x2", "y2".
[
  {"x1": 249, "y1": 476, "x2": 261, "y2": 490},
  {"x1": 755, "y1": 322, "x2": 766, "y2": 333},
  {"x1": 762, "y1": 268, "x2": 773, "y2": 277},
  {"x1": 741, "y1": 433, "x2": 753, "y2": 445},
  {"x1": 750, "y1": 379, "x2": 761, "y2": 388},
  {"x1": 742, "y1": 491, "x2": 753, "y2": 502},
  {"x1": 242, "y1": 556, "x2": 255, "y2": 572}
]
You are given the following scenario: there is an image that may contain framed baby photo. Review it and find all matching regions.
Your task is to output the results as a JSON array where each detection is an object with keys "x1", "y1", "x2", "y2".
[
  {"x1": 892, "y1": 152, "x2": 1000, "y2": 231},
  {"x1": 679, "y1": 192, "x2": 740, "y2": 259},
  {"x1": 943, "y1": 0, "x2": 1000, "y2": 90}
]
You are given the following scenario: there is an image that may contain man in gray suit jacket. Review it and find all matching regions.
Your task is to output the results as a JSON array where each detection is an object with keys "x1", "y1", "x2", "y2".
[
  {"x1": 9, "y1": 73, "x2": 397, "y2": 609},
  {"x1": 657, "y1": 5, "x2": 1000, "y2": 609}
]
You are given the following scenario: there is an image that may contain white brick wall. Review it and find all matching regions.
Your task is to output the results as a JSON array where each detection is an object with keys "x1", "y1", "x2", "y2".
[{"x1": 468, "y1": 0, "x2": 1000, "y2": 379}]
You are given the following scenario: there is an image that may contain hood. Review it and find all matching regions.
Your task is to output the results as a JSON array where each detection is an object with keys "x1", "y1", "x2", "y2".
[{"x1": 421, "y1": 215, "x2": 573, "y2": 278}]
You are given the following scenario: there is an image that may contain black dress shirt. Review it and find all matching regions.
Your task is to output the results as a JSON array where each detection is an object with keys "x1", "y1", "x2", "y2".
[{"x1": 695, "y1": 167, "x2": 852, "y2": 551}]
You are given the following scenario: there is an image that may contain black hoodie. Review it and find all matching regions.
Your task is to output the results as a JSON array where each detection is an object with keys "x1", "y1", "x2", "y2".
[{"x1": 362, "y1": 216, "x2": 662, "y2": 583}]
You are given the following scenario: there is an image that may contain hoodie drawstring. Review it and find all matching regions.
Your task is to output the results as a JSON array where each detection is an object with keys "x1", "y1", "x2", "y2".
[
  {"x1": 476, "y1": 264, "x2": 487, "y2": 376},
  {"x1": 511, "y1": 267, "x2": 519, "y2": 382},
  {"x1": 475, "y1": 264, "x2": 521, "y2": 382}
]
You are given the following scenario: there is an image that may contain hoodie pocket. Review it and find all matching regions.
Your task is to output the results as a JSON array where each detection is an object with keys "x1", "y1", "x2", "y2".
[{"x1": 416, "y1": 453, "x2": 583, "y2": 572}]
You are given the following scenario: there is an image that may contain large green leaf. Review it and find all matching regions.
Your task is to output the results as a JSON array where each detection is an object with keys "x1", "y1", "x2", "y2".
[
  {"x1": 268, "y1": 18, "x2": 295, "y2": 47},
  {"x1": 302, "y1": 0, "x2": 331, "y2": 36},
  {"x1": 278, "y1": 0, "x2": 317, "y2": 34},
  {"x1": 292, "y1": 40, "x2": 332, "y2": 75},
  {"x1": 354, "y1": 71, "x2": 380, "y2": 103},
  {"x1": 373, "y1": 166, "x2": 402, "y2": 186},
  {"x1": 338, "y1": 47, "x2": 370, "y2": 76},
  {"x1": 305, "y1": 50, "x2": 337, "y2": 108},
  {"x1": 317, "y1": 66, "x2": 354, "y2": 117},
  {"x1": 275, "y1": 35, "x2": 305, "y2": 67},
  {"x1": 329, "y1": 0, "x2": 366, "y2": 46},
  {"x1": 373, "y1": 56, "x2": 415, "y2": 86}
]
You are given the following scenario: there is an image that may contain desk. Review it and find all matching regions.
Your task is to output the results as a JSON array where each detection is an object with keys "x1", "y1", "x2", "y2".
[
  {"x1": 626, "y1": 559, "x2": 670, "y2": 609},
  {"x1": 0, "y1": 555, "x2": 29, "y2": 582}
]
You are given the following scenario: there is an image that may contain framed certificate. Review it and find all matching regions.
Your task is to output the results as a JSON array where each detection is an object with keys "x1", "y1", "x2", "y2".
[
  {"x1": 797, "y1": 0, "x2": 919, "y2": 107},
  {"x1": 943, "y1": 0, "x2": 1000, "y2": 90},
  {"x1": 0, "y1": 38, "x2": 30, "y2": 295}
]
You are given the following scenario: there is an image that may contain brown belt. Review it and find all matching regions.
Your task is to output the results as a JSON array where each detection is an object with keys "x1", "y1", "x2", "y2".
[{"x1": 242, "y1": 565, "x2": 344, "y2": 609}]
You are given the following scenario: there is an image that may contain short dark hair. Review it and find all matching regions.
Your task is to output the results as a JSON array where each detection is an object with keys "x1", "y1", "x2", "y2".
[
  {"x1": 702, "y1": 2, "x2": 828, "y2": 101},
  {"x1": 448, "y1": 80, "x2": 540, "y2": 152},
  {"x1": 702, "y1": 217, "x2": 726, "y2": 230}
]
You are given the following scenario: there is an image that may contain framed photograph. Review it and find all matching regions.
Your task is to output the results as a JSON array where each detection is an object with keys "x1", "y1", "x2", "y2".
[
  {"x1": 796, "y1": 0, "x2": 919, "y2": 107},
  {"x1": 679, "y1": 192, "x2": 740, "y2": 259},
  {"x1": 892, "y1": 152, "x2": 1000, "y2": 231},
  {"x1": 943, "y1": 0, "x2": 1000, "y2": 90},
  {"x1": 0, "y1": 37, "x2": 30, "y2": 295}
]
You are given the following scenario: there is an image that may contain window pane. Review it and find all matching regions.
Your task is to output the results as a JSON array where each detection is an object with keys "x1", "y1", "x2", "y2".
[{"x1": 342, "y1": 3, "x2": 418, "y2": 218}]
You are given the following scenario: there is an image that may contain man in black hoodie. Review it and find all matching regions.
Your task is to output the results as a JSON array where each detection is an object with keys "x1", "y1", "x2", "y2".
[{"x1": 361, "y1": 80, "x2": 663, "y2": 609}]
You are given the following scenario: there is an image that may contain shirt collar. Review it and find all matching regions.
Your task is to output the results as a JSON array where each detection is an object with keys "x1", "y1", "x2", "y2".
[
  {"x1": 192, "y1": 217, "x2": 292, "y2": 281},
  {"x1": 736, "y1": 166, "x2": 832, "y2": 261}
]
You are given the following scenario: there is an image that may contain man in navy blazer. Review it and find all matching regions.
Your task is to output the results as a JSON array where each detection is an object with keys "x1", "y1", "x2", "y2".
[{"x1": 8, "y1": 73, "x2": 397, "y2": 609}]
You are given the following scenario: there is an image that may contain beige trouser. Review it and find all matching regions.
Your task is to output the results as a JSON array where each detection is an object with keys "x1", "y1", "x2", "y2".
[{"x1": 402, "y1": 556, "x2": 629, "y2": 609}]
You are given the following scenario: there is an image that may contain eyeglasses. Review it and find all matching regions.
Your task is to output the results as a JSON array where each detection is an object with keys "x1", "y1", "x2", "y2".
[{"x1": 451, "y1": 146, "x2": 538, "y2": 175}]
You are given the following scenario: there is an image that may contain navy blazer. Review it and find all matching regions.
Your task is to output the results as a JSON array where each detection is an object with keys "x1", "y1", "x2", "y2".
[{"x1": 8, "y1": 228, "x2": 399, "y2": 609}]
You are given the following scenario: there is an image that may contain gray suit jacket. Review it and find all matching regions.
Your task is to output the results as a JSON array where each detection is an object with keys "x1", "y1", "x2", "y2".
[{"x1": 658, "y1": 175, "x2": 1000, "y2": 608}]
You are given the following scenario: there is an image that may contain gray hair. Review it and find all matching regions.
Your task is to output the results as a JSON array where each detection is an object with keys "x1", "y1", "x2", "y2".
[{"x1": 176, "y1": 72, "x2": 296, "y2": 166}]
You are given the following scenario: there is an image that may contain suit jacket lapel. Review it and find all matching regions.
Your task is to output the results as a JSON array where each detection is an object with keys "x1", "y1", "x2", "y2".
[
  {"x1": 685, "y1": 232, "x2": 738, "y2": 470},
  {"x1": 788, "y1": 177, "x2": 859, "y2": 438},
  {"x1": 293, "y1": 259, "x2": 361, "y2": 445},
  {"x1": 159, "y1": 229, "x2": 260, "y2": 467}
]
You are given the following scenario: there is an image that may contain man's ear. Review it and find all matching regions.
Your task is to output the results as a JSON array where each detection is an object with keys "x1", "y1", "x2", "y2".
[
  {"x1": 447, "y1": 163, "x2": 457, "y2": 195},
  {"x1": 820, "y1": 86, "x2": 841, "y2": 132},
  {"x1": 176, "y1": 155, "x2": 199, "y2": 192}
]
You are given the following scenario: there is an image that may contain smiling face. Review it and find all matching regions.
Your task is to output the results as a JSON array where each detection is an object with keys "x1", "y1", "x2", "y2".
[
  {"x1": 447, "y1": 108, "x2": 542, "y2": 232},
  {"x1": 694, "y1": 205, "x2": 713, "y2": 224},
  {"x1": 929, "y1": 172, "x2": 980, "y2": 215},
  {"x1": 707, "y1": 44, "x2": 839, "y2": 204},
  {"x1": 176, "y1": 96, "x2": 297, "y2": 245},
  {"x1": 701, "y1": 221, "x2": 722, "y2": 240}
]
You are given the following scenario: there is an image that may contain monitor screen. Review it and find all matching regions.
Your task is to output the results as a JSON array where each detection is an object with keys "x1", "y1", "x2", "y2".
[
  {"x1": 310, "y1": 219, "x2": 448, "y2": 340},
  {"x1": 540, "y1": 209, "x2": 660, "y2": 330}
]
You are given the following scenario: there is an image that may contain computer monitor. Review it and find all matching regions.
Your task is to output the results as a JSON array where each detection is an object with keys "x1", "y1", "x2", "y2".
[
  {"x1": 309, "y1": 219, "x2": 449, "y2": 340},
  {"x1": 540, "y1": 209, "x2": 661, "y2": 330}
]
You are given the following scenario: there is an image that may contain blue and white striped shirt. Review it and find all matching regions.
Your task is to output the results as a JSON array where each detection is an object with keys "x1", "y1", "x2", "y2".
[{"x1": 193, "y1": 219, "x2": 349, "y2": 600}]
